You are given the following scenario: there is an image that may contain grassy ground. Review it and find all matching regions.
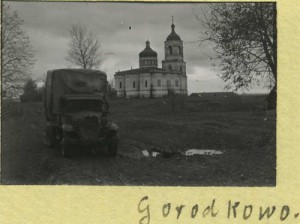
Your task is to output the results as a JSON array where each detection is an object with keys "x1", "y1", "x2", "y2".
[
  {"x1": 107, "y1": 94, "x2": 276, "y2": 186},
  {"x1": 109, "y1": 95, "x2": 275, "y2": 155},
  {"x1": 1, "y1": 94, "x2": 276, "y2": 186}
]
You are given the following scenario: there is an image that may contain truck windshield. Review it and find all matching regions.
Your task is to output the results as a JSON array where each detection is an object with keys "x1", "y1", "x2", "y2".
[{"x1": 64, "y1": 99, "x2": 102, "y2": 113}]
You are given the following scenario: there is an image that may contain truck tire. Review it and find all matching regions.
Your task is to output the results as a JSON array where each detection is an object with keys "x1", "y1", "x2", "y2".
[{"x1": 107, "y1": 133, "x2": 118, "y2": 157}]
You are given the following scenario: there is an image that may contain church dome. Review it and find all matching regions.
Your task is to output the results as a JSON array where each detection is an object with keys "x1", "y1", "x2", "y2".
[
  {"x1": 166, "y1": 23, "x2": 181, "y2": 41},
  {"x1": 139, "y1": 41, "x2": 157, "y2": 58}
]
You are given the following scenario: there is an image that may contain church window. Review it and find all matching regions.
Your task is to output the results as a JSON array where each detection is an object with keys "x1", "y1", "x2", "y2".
[
  {"x1": 178, "y1": 46, "x2": 182, "y2": 55},
  {"x1": 119, "y1": 82, "x2": 122, "y2": 89},
  {"x1": 145, "y1": 80, "x2": 148, "y2": 87},
  {"x1": 133, "y1": 81, "x2": 136, "y2": 88},
  {"x1": 168, "y1": 46, "x2": 172, "y2": 55},
  {"x1": 168, "y1": 65, "x2": 172, "y2": 71},
  {"x1": 180, "y1": 66, "x2": 182, "y2": 72},
  {"x1": 157, "y1": 79, "x2": 161, "y2": 87},
  {"x1": 175, "y1": 80, "x2": 179, "y2": 87},
  {"x1": 167, "y1": 80, "x2": 171, "y2": 87}
]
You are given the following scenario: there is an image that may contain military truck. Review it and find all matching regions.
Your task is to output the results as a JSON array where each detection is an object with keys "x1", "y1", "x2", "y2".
[{"x1": 44, "y1": 69, "x2": 119, "y2": 157}]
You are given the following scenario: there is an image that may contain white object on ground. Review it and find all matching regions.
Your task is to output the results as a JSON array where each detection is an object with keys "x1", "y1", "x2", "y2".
[
  {"x1": 152, "y1": 152, "x2": 160, "y2": 157},
  {"x1": 142, "y1": 150, "x2": 149, "y2": 157},
  {"x1": 185, "y1": 149, "x2": 223, "y2": 156},
  {"x1": 142, "y1": 150, "x2": 161, "y2": 157}
]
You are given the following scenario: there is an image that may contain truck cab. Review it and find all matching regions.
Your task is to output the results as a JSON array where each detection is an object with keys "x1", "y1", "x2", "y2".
[{"x1": 44, "y1": 69, "x2": 118, "y2": 157}]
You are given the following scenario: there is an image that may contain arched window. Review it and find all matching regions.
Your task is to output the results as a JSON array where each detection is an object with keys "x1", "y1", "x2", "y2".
[
  {"x1": 145, "y1": 80, "x2": 148, "y2": 87},
  {"x1": 168, "y1": 65, "x2": 172, "y2": 71},
  {"x1": 157, "y1": 79, "x2": 161, "y2": 87},
  {"x1": 175, "y1": 80, "x2": 179, "y2": 87},
  {"x1": 178, "y1": 46, "x2": 182, "y2": 55},
  {"x1": 133, "y1": 81, "x2": 135, "y2": 88},
  {"x1": 180, "y1": 66, "x2": 182, "y2": 72},
  {"x1": 167, "y1": 80, "x2": 170, "y2": 87},
  {"x1": 168, "y1": 46, "x2": 172, "y2": 55},
  {"x1": 119, "y1": 82, "x2": 122, "y2": 89}
]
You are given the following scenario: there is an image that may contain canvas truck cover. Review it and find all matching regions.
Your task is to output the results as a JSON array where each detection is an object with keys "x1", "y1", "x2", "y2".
[{"x1": 45, "y1": 69, "x2": 107, "y2": 120}]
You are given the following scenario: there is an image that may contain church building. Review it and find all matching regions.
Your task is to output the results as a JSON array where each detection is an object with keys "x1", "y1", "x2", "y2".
[{"x1": 114, "y1": 20, "x2": 187, "y2": 98}]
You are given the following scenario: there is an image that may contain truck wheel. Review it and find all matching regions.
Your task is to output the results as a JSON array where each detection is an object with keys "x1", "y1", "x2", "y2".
[{"x1": 107, "y1": 133, "x2": 118, "y2": 157}]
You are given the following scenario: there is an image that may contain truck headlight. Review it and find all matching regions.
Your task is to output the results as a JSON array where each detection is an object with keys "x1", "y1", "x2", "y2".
[{"x1": 62, "y1": 124, "x2": 74, "y2": 132}]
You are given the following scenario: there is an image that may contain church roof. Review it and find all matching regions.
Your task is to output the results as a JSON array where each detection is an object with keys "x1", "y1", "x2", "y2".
[
  {"x1": 139, "y1": 40, "x2": 157, "y2": 58},
  {"x1": 166, "y1": 23, "x2": 181, "y2": 41},
  {"x1": 115, "y1": 67, "x2": 166, "y2": 76}
]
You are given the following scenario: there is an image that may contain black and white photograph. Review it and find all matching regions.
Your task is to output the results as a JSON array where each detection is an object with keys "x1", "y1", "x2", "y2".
[{"x1": 2, "y1": 1, "x2": 276, "y2": 186}]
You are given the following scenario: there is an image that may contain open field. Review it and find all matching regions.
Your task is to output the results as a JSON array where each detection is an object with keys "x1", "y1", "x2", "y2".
[{"x1": 1, "y1": 94, "x2": 276, "y2": 186}]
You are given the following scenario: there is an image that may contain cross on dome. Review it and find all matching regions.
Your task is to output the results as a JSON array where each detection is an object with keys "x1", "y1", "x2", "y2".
[{"x1": 166, "y1": 16, "x2": 181, "y2": 41}]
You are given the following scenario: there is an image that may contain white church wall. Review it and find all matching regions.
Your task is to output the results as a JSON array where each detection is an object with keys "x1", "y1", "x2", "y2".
[
  {"x1": 115, "y1": 75, "x2": 125, "y2": 97},
  {"x1": 180, "y1": 76, "x2": 188, "y2": 95},
  {"x1": 125, "y1": 74, "x2": 140, "y2": 98},
  {"x1": 151, "y1": 73, "x2": 165, "y2": 97},
  {"x1": 139, "y1": 73, "x2": 151, "y2": 98},
  {"x1": 163, "y1": 73, "x2": 181, "y2": 94}
]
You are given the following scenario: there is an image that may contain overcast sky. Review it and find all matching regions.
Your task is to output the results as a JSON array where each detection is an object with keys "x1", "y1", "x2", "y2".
[{"x1": 7, "y1": 1, "x2": 269, "y2": 94}]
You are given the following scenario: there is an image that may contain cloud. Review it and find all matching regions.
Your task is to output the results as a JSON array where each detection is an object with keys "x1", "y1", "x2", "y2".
[{"x1": 7, "y1": 2, "x2": 270, "y2": 94}]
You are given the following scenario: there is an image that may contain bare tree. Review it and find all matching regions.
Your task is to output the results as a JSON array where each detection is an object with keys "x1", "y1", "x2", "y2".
[
  {"x1": 2, "y1": 4, "x2": 36, "y2": 97},
  {"x1": 196, "y1": 3, "x2": 276, "y2": 109},
  {"x1": 20, "y1": 78, "x2": 43, "y2": 102},
  {"x1": 66, "y1": 24, "x2": 103, "y2": 69}
]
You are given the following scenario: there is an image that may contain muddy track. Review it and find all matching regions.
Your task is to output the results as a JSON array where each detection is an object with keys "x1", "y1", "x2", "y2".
[{"x1": 2, "y1": 102, "x2": 131, "y2": 185}]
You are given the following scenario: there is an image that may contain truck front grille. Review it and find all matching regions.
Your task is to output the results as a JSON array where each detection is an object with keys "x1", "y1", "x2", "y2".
[{"x1": 78, "y1": 116, "x2": 99, "y2": 140}]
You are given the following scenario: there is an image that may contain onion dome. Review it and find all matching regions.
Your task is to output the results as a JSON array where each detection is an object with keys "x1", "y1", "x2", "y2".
[
  {"x1": 166, "y1": 22, "x2": 181, "y2": 41},
  {"x1": 139, "y1": 40, "x2": 157, "y2": 57}
]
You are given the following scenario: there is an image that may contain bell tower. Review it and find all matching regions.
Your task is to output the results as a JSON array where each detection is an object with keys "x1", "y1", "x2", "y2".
[{"x1": 162, "y1": 17, "x2": 186, "y2": 76}]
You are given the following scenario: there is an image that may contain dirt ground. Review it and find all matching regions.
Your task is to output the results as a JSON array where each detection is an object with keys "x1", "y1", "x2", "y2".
[{"x1": 1, "y1": 95, "x2": 276, "y2": 186}]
